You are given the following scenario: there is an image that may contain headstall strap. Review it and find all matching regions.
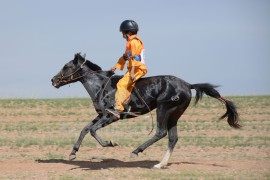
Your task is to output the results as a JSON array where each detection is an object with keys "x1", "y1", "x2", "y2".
[{"x1": 60, "y1": 60, "x2": 100, "y2": 84}]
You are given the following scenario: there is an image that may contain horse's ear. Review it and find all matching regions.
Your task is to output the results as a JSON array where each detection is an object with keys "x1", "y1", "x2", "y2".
[
  {"x1": 74, "y1": 52, "x2": 81, "y2": 57},
  {"x1": 73, "y1": 58, "x2": 78, "y2": 65},
  {"x1": 73, "y1": 53, "x2": 80, "y2": 64}
]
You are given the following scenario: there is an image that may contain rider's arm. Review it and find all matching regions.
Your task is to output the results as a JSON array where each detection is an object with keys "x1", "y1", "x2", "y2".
[{"x1": 113, "y1": 56, "x2": 126, "y2": 71}]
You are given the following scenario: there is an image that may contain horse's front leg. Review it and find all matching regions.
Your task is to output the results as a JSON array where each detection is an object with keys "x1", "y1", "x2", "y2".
[
  {"x1": 89, "y1": 115, "x2": 119, "y2": 147},
  {"x1": 131, "y1": 104, "x2": 170, "y2": 157},
  {"x1": 69, "y1": 116, "x2": 101, "y2": 160}
]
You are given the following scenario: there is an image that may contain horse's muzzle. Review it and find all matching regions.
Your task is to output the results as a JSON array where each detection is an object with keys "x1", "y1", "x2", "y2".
[{"x1": 51, "y1": 76, "x2": 60, "y2": 88}]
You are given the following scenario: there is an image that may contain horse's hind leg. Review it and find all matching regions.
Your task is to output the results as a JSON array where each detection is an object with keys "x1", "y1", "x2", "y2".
[
  {"x1": 153, "y1": 115, "x2": 179, "y2": 168},
  {"x1": 154, "y1": 107, "x2": 187, "y2": 169},
  {"x1": 131, "y1": 104, "x2": 171, "y2": 157}
]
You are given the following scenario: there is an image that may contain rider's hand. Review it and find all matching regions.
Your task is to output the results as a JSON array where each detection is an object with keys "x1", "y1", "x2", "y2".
[
  {"x1": 130, "y1": 71, "x2": 135, "y2": 82},
  {"x1": 111, "y1": 67, "x2": 116, "y2": 72},
  {"x1": 130, "y1": 66, "x2": 135, "y2": 81},
  {"x1": 130, "y1": 73, "x2": 135, "y2": 82},
  {"x1": 123, "y1": 53, "x2": 128, "y2": 60}
]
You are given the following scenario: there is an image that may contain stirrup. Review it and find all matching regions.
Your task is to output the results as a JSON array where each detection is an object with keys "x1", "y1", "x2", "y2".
[
  {"x1": 106, "y1": 108, "x2": 140, "y2": 118},
  {"x1": 121, "y1": 111, "x2": 140, "y2": 117},
  {"x1": 105, "y1": 109, "x2": 120, "y2": 119}
]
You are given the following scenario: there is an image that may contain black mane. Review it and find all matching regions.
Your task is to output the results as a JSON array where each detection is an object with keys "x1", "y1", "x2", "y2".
[
  {"x1": 74, "y1": 53, "x2": 102, "y2": 71},
  {"x1": 85, "y1": 60, "x2": 102, "y2": 71}
]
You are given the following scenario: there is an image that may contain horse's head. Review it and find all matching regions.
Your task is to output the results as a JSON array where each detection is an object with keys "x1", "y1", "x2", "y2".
[{"x1": 51, "y1": 53, "x2": 102, "y2": 88}]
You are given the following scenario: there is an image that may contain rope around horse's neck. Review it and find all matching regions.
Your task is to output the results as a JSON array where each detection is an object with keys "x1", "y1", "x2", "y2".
[{"x1": 97, "y1": 73, "x2": 115, "y2": 108}]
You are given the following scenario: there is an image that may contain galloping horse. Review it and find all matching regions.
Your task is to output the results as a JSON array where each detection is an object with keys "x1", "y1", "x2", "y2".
[{"x1": 51, "y1": 53, "x2": 240, "y2": 169}]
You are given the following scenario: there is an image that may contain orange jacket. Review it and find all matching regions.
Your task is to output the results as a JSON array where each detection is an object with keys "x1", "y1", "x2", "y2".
[{"x1": 114, "y1": 35, "x2": 147, "y2": 74}]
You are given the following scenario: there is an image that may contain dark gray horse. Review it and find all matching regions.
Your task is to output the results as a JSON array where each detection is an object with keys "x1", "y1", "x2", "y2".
[{"x1": 51, "y1": 53, "x2": 240, "y2": 169}]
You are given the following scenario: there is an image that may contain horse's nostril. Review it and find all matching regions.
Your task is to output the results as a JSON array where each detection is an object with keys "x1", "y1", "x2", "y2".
[{"x1": 51, "y1": 79, "x2": 54, "y2": 83}]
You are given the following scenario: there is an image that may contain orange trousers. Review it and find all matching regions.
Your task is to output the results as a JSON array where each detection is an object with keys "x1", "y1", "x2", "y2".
[{"x1": 115, "y1": 70, "x2": 146, "y2": 111}]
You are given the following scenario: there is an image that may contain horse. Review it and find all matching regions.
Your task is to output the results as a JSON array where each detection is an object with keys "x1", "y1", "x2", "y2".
[{"x1": 51, "y1": 53, "x2": 240, "y2": 169}]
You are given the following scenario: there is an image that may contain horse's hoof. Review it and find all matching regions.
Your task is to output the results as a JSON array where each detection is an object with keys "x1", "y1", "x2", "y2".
[
  {"x1": 153, "y1": 163, "x2": 167, "y2": 169},
  {"x1": 130, "y1": 152, "x2": 138, "y2": 158},
  {"x1": 69, "y1": 154, "x2": 76, "y2": 161},
  {"x1": 110, "y1": 140, "x2": 118, "y2": 147},
  {"x1": 153, "y1": 164, "x2": 162, "y2": 169}
]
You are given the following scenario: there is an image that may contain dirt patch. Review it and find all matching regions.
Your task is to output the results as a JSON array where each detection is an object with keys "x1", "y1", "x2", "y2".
[
  {"x1": 0, "y1": 145, "x2": 269, "y2": 179},
  {"x1": 0, "y1": 97, "x2": 269, "y2": 179}
]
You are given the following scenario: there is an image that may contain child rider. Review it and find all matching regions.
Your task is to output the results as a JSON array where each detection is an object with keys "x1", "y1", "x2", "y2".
[{"x1": 106, "y1": 20, "x2": 147, "y2": 119}]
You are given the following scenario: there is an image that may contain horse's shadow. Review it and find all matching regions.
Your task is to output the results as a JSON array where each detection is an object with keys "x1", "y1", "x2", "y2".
[
  {"x1": 36, "y1": 158, "x2": 160, "y2": 170},
  {"x1": 36, "y1": 158, "x2": 228, "y2": 170}
]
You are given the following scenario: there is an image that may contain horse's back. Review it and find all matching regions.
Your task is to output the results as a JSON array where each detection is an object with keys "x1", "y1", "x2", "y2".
[
  {"x1": 134, "y1": 75, "x2": 192, "y2": 104},
  {"x1": 136, "y1": 75, "x2": 191, "y2": 90}
]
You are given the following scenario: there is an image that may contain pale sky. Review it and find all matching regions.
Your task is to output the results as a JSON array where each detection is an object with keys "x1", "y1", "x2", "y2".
[{"x1": 0, "y1": 0, "x2": 269, "y2": 98}]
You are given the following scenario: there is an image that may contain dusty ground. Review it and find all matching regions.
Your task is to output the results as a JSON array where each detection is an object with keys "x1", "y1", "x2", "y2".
[
  {"x1": 0, "y1": 97, "x2": 269, "y2": 179},
  {"x1": 1, "y1": 146, "x2": 269, "y2": 180}
]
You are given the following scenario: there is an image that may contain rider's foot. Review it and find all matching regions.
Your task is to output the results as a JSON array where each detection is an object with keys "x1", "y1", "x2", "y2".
[{"x1": 106, "y1": 109, "x2": 121, "y2": 119}]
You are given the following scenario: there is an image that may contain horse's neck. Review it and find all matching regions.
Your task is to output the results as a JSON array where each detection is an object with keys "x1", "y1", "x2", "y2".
[
  {"x1": 81, "y1": 80, "x2": 98, "y2": 101},
  {"x1": 80, "y1": 72, "x2": 110, "y2": 101}
]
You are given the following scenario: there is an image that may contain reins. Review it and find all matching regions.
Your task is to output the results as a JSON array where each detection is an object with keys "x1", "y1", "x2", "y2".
[
  {"x1": 133, "y1": 86, "x2": 154, "y2": 135},
  {"x1": 59, "y1": 61, "x2": 154, "y2": 135}
]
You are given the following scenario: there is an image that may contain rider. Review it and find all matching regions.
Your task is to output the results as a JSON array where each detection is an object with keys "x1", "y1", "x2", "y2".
[{"x1": 106, "y1": 20, "x2": 147, "y2": 119}]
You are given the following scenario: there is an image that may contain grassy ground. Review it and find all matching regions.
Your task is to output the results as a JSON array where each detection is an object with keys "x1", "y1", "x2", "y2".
[{"x1": 0, "y1": 96, "x2": 269, "y2": 179}]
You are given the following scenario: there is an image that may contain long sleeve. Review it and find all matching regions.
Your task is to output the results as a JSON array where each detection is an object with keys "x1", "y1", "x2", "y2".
[{"x1": 114, "y1": 56, "x2": 126, "y2": 70}]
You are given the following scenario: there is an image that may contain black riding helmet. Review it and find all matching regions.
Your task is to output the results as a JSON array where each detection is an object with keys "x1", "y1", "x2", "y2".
[{"x1": 119, "y1": 20, "x2": 139, "y2": 34}]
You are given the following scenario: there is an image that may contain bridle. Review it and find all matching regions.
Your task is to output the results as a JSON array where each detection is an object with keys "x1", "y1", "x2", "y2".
[{"x1": 59, "y1": 60, "x2": 101, "y2": 84}]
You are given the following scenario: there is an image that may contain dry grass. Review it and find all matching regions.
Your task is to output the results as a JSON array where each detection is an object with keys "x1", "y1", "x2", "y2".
[{"x1": 0, "y1": 96, "x2": 269, "y2": 179}]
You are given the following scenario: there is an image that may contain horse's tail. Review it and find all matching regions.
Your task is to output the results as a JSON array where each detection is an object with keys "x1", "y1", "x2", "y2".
[{"x1": 190, "y1": 83, "x2": 241, "y2": 129}]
